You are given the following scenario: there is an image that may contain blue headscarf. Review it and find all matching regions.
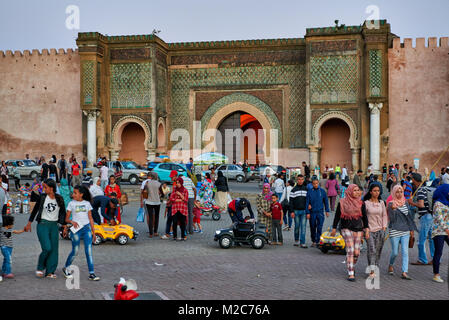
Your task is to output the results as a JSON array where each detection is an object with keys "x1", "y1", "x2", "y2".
[{"x1": 433, "y1": 184, "x2": 449, "y2": 207}]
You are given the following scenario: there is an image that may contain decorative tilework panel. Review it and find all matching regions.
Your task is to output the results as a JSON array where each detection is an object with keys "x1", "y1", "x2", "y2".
[
  {"x1": 310, "y1": 55, "x2": 358, "y2": 104},
  {"x1": 110, "y1": 63, "x2": 152, "y2": 108},
  {"x1": 96, "y1": 62, "x2": 101, "y2": 105},
  {"x1": 170, "y1": 65, "x2": 306, "y2": 148},
  {"x1": 82, "y1": 61, "x2": 95, "y2": 104},
  {"x1": 369, "y1": 50, "x2": 382, "y2": 97},
  {"x1": 156, "y1": 65, "x2": 167, "y2": 116}
]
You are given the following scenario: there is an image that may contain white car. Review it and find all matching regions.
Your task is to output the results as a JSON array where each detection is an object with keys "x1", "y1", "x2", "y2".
[{"x1": 6, "y1": 159, "x2": 42, "y2": 179}]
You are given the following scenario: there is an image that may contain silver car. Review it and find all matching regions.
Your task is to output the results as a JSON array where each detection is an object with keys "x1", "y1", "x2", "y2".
[
  {"x1": 85, "y1": 161, "x2": 149, "y2": 185},
  {"x1": 6, "y1": 159, "x2": 41, "y2": 179},
  {"x1": 208, "y1": 164, "x2": 246, "y2": 182}
]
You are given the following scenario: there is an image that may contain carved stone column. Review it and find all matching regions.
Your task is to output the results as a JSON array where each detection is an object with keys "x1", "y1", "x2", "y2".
[
  {"x1": 351, "y1": 147, "x2": 360, "y2": 173},
  {"x1": 368, "y1": 103, "x2": 383, "y2": 171},
  {"x1": 309, "y1": 145, "x2": 320, "y2": 170},
  {"x1": 83, "y1": 110, "x2": 99, "y2": 167}
]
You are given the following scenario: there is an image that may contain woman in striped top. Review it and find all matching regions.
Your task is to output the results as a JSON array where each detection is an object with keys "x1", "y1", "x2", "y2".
[{"x1": 387, "y1": 185, "x2": 417, "y2": 280}]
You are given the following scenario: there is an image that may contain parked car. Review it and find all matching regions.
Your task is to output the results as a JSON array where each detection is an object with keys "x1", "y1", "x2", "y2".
[
  {"x1": 152, "y1": 162, "x2": 188, "y2": 183},
  {"x1": 5, "y1": 159, "x2": 41, "y2": 179},
  {"x1": 204, "y1": 164, "x2": 247, "y2": 182},
  {"x1": 258, "y1": 165, "x2": 286, "y2": 177},
  {"x1": 85, "y1": 161, "x2": 148, "y2": 185}
]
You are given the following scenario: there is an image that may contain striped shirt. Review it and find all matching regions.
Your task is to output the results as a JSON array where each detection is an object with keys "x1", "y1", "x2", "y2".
[
  {"x1": 182, "y1": 176, "x2": 196, "y2": 199},
  {"x1": 389, "y1": 205, "x2": 410, "y2": 238},
  {"x1": 415, "y1": 186, "x2": 431, "y2": 217}
]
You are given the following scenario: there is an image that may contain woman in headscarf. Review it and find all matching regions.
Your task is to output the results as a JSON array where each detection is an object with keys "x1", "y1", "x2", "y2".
[
  {"x1": 199, "y1": 173, "x2": 214, "y2": 209},
  {"x1": 257, "y1": 183, "x2": 273, "y2": 243},
  {"x1": 170, "y1": 177, "x2": 189, "y2": 241},
  {"x1": 89, "y1": 177, "x2": 104, "y2": 200},
  {"x1": 215, "y1": 171, "x2": 229, "y2": 210},
  {"x1": 363, "y1": 183, "x2": 388, "y2": 279},
  {"x1": 430, "y1": 184, "x2": 449, "y2": 283},
  {"x1": 387, "y1": 185, "x2": 417, "y2": 280},
  {"x1": 331, "y1": 184, "x2": 369, "y2": 281},
  {"x1": 59, "y1": 178, "x2": 73, "y2": 208}
]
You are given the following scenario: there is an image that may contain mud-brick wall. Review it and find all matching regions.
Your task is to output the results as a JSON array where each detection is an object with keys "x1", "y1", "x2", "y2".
[
  {"x1": 388, "y1": 37, "x2": 449, "y2": 172},
  {"x1": 0, "y1": 49, "x2": 83, "y2": 161}
]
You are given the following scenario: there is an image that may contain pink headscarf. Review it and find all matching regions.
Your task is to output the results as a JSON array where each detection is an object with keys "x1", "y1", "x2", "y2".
[
  {"x1": 262, "y1": 183, "x2": 273, "y2": 201},
  {"x1": 391, "y1": 184, "x2": 406, "y2": 208},
  {"x1": 339, "y1": 184, "x2": 363, "y2": 220}
]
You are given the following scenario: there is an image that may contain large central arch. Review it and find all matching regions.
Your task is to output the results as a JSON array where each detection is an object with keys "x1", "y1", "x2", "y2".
[{"x1": 110, "y1": 115, "x2": 152, "y2": 161}]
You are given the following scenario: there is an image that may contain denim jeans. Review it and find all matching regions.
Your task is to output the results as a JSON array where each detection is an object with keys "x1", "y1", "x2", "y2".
[
  {"x1": 283, "y1": 208, "x2": 293, "y2": 228},
  {"x1": 418, "y1": 214, "x2": 435, "y2": 264},
  {"x1": 389, "y1": 234, "x2": 410, "y2": 273},
  {"x1": 309, "y1": 211, "x2": 325, "y2": 244},
  {"x1": 432, "y1": 235, "x2": 449, "y2": 274},
  {"x1": 65, "y1": 224, "x2": 95, "y2": 274},
  {"x1": 293, "y1": 210, "x2": 307, "y2": 244},
  {"x1": 1, "y1": 246, "x2": 12, "y2": 275}
]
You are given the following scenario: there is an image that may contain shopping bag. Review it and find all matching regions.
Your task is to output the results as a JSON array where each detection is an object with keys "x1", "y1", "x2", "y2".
[
  {"x1": 136, "y1": 207, "x2": 145, "y2": 223},
  {"x1": 227, "y1": 192, "x2": 232, "y2": 204}
]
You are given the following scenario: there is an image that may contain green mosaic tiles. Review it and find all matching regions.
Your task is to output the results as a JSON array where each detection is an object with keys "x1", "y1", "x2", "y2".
[
  {"x1": 82, "y1": 61, "x2": 95, "y2": 104},
  {"x1": 369, "y1": 50, "x2": 382, "y2": 97},
  {"x1": 156, "y1": 65, "x2": 167, "y2": 116},
  {"x1": 170, "y1": 65, "x2": 306, "y2": 148},
  {"x1": 110, "y1": 63, "x2": 152, "y2": 108},
  {"x1": 310, "y1": 55, "x2": 358, "y2": 104}
]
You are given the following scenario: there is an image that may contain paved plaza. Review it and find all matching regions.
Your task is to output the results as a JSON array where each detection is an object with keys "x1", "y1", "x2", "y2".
[{"x1": 0, "y1": 181, "x2": 448, "y2": 300}]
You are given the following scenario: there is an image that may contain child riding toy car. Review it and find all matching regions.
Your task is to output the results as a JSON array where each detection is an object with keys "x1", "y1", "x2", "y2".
[{"x1": 214, "y1": 197, "x2": 268, "y2": 249}]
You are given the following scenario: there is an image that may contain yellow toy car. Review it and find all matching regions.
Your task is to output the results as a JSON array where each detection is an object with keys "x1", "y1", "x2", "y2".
[
  {"x1": 93, "y1": 223, "x2": 139, "y2": 245},
  {"x1": 319, "y1": 228, "x2": 346, "y2": 254}
]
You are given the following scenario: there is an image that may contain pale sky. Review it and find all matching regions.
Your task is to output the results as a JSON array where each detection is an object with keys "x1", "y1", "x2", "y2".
[{"x1": 0, "y1": 0, "x2": 448, "y2": 51}]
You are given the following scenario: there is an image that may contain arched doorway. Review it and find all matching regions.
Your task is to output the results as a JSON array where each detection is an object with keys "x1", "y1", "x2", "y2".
[
  {"x1": 320, "y1": 118, "x2": 352, "y2": 171},
  {"x1": 216, "y1": 111, "x2": 264, "y2": 164},
  {"x1": 119, "y1": 122, "x2": 147, "y2": 165}
]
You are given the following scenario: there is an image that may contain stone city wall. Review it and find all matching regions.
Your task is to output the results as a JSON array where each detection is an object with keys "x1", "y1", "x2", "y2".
[
  {"x1": 0, "y1": 48, "x2": 83, "y2": 162},
  {"x1": 388, "y1": 37, "x2": 449, "y2": 172}
]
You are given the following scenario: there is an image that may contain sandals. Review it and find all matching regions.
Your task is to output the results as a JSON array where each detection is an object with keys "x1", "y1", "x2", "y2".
[
  {"x1": 401, "y1": 273, "x2": 412, "y2": 280},
  {"x1": 46, "y1": 273, "x2": 57, "y2": 279},
  {"x1": 388, "y1": 266, "x2": 394, "y2": 275},
  {"x1": 35, "y1": 270, "x2": 44, "y2": 278}
]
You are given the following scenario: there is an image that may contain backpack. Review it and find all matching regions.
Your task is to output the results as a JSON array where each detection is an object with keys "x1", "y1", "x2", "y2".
[{"x1": 425, "y1": 186, "x2": 436, "y2": 213}]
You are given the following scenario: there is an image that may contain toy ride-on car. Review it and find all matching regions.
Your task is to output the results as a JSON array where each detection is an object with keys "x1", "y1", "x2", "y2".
[
  {"x1": 93, "y1": 223, "x2": 139, "y2": 245},
  {"x1": 200, "y1": 204, "x2": 222, "y2": 221},
  {"x1": 318, "y1": 228, "x2": 345, "y2": 254},
  {"x1": 214, "y1": 221, "x2": 268, "y2": 249}
]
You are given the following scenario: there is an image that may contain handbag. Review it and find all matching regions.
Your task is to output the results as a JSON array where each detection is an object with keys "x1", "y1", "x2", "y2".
[
  {"x1": 136, "y1": 207, "x2": 145, "y2": 223},
  {"x1": 121, "y1": 192, "x2": 128, "y2": 206},
  {"x1": 142, "y1": 181, "x2": 149, "y2": 199},
  {"x1": 408, "y1": 234, "x2": 415, "y2": 248}
]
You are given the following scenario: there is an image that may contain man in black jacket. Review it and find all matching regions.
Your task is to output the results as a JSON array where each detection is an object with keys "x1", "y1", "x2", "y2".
[{"x1": 289, "y1": 175, "x2": 308, "y2": 248}]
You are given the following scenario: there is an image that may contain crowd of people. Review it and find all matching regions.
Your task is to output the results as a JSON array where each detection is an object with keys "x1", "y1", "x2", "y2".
[
  {"x1": 0, "y1": 152, "x2": 449, "y2": 286},
  {"x1": 0, "y1": 155, "x2": 126, "y2": 282},
  {"x1": 258, "y1": 162, "x2": 449, "y2": 282}
]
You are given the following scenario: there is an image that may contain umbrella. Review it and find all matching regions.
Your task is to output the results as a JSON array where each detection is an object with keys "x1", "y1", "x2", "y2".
[{"x1": 193, "y1": 152, "x2": 228, "y2": 165}]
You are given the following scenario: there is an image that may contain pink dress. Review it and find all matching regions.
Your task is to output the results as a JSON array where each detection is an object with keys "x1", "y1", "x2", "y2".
[{"x1": 325, "y1": 179, "x2": 339, "y2": 197}]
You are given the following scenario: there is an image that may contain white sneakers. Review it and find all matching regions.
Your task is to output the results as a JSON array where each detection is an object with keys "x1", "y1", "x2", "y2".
[{"x1": 433, "y1": 275, "x2": 444, "y2": 283}]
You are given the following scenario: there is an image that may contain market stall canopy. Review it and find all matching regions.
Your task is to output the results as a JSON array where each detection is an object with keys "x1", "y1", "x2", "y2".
[{"x1": 193, "y1": 152, "x2": 228, "y2": 165}]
